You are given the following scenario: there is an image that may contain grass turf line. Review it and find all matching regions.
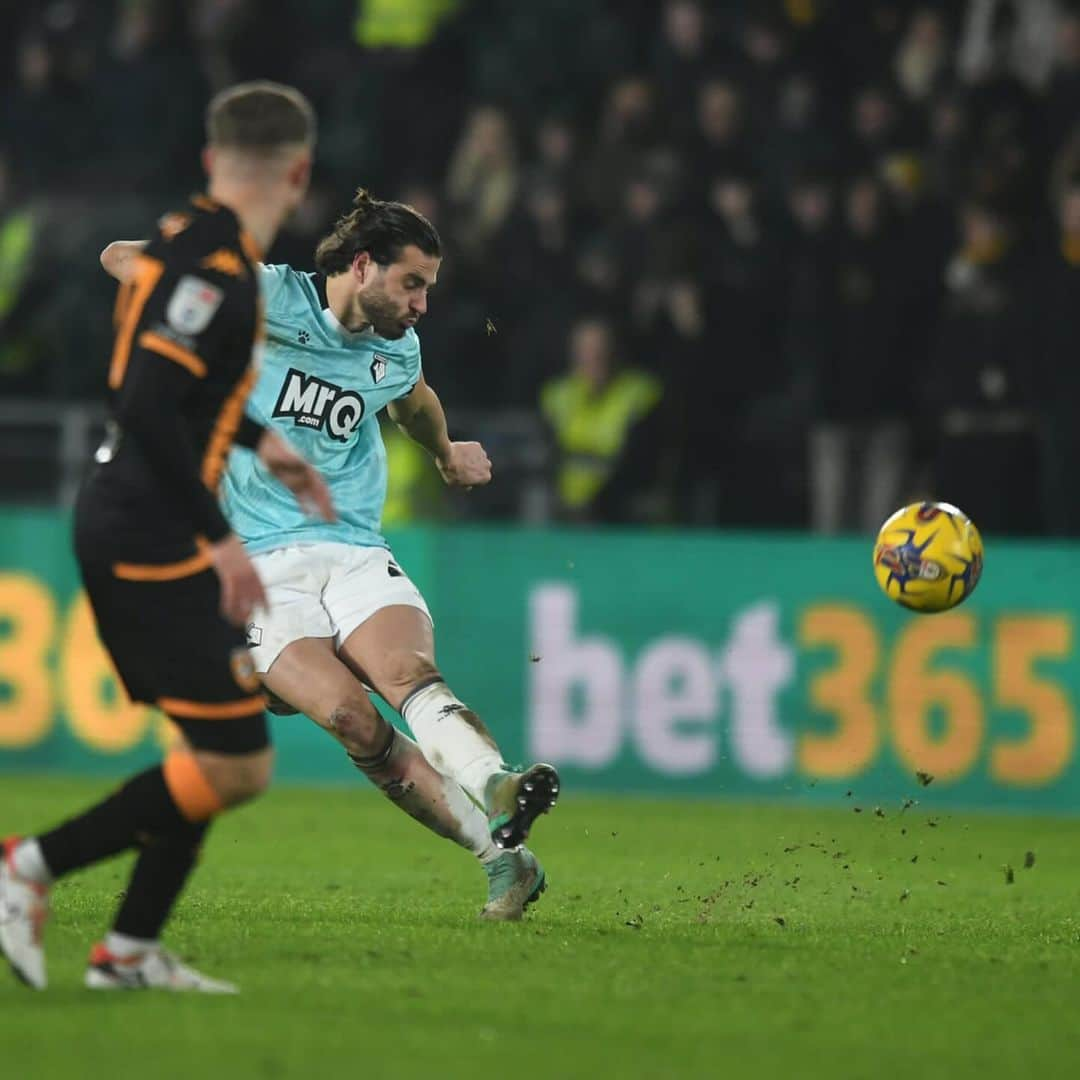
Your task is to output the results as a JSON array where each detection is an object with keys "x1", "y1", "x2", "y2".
[{"x1": 2, "y1": 776, "x2": 1079, "y2": 1079}]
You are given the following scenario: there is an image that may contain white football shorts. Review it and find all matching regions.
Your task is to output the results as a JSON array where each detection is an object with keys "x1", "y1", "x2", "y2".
[{"x1": 245, "y1": 542, "x2": 431, "y2": 673}]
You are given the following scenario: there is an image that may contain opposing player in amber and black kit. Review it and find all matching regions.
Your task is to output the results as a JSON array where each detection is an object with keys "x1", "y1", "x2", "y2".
[{"x1": 0, "y1": 82, "x2": 333, "y2": 993}]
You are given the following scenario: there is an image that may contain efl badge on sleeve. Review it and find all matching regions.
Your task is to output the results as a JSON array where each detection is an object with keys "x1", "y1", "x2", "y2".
[{"x1": 166, "y1": 276, "x2": 225, "y2": 335}]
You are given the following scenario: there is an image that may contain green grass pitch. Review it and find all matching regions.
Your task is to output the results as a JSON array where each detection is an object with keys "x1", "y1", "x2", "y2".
[{"x1": 3, "y1": 776, "x2": 1080, "y2": 1079}]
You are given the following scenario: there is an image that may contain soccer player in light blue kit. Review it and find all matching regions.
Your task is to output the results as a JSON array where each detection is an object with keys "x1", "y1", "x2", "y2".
[{"x1": 101, "y1": 190, "x2": 558, "y2": 920}]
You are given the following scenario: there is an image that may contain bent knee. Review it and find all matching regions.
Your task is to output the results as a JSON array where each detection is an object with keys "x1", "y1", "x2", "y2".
[
  {"x1": 196, "y1": 747, "x2": 275, "y2": 808},
  {"x1": 327, "y1": 700, "x2": 386, "y2": 756},
  {"x1": 379, "y1": 651, "x2": 439, "y2": 698}
]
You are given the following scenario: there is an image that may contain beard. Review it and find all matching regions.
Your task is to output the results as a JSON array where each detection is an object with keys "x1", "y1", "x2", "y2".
[{"x1": 360, "y1": 286, "x2": 410, "y2": 339}]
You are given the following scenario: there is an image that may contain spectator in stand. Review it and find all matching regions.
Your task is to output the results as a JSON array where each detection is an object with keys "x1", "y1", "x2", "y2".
[
  {"x1": 729, "y1": 7, "x2": 799, "y2": 139},
  {"x1": 878, "y1": 151, "x2": 953, "y2": 451},
  {"x1": 745, "y1": 167, "x2": 841, "y2": 530},
  {"x1": 1044, "y1": 4, "x2": 1080, "y2": 150},
  {"x1": 0, "y1": 155, "x2": 48, "y2": 395},
  {"x1": 652, "y1": 0, "x2": 719, "y2": 137},
  {"x1": 895, "y1": 6, "x2": 954, "y2": 104},
  {"x1": 381, "y1": 417, "x2": 449, "y2": 527},
  {"x1": 93, "y1": 0, "x2": 206, "y2": 198},
  {"x1": 754, "y1": 69, "x2": 834, "y2": 206},
  {"x1": 581, "y1": 76, "x2": 661, "y2": 216},
  {"x1": 495, "y1": 179, "x2": 581, "y2": 407},
  {"x1": 445, "y1": 104, "x2": 519, "y2": 265},
  {"x1": 958, "y1": 0, "x2": 1046, "y2": 212},
  {"x1": 540, "y1": 316, "x2": 664, "y2": 524},
  {"x1": 682, "y1": 168, "x2": 784, "y2": 524},
  {"x1": 691, "y1": 77, "x2": 754, "y2": 187},
  {"x1": 574, "y1": 236, "x2": 624, "y2": 320},
  {"x1": 606, "y1": 167, "x2": 677, "y2": 315},
  {"x1": 925, "y1": 90, "x2": 975, "y2": 201},
  {"x1": 687, "y1": 164, "x2": 818, "y2": 530},
  {"x1": 1028, "y1": 173, "x2": 1080, "y2": 534},
  {"x1": 925, "y1": 198, "x2": 1040, "y2": 534},
  {"x1": 696, "y1": 169, "x2": 783, "y2": 422},
  {"x1": 781, "y1": 168, "x2": 839, "y2": 411},
  {"x1": 528, "y1": 113, "x2": 580, "y2": 195},
  {"x1": 603, "y1": 156, "x2": 699, "y2": 371},
  {"x1": 2, "y1": 7, "x2": 100, "y2": 194},
  {"x1": 810, "y1": 176, "x2": 907, "y2": 534},
  {"x1": 846, "y1": 81, "x2": 909, "y2": 173}
]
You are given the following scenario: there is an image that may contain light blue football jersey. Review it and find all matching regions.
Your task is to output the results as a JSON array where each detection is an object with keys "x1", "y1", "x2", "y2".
[{"x1": 220, "y1": 263, "x2": 421, "y2": 554}]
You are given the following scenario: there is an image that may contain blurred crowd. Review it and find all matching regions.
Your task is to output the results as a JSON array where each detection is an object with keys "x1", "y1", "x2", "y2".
[{"x1": 4, "y1": 0, "x2": 1080, "y2": 536}]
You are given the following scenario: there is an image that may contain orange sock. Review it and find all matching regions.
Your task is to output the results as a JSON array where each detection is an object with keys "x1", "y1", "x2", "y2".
[{"x1": 162, "y1": 752, "x2": 224, "y2": 822}]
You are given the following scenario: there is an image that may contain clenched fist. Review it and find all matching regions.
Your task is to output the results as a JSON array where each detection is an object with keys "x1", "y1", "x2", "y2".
[{"x1": 436, "y1": 441, "x2": 492, "y2": 488}]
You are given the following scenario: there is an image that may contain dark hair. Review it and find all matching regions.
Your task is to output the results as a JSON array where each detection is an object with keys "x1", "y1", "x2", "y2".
[
  {"x1": 314, "y1": 188, "x2": 442, "y2": 274},
  {"x1": 207, "y1": 80, "x2": 316, "y2": 152}
]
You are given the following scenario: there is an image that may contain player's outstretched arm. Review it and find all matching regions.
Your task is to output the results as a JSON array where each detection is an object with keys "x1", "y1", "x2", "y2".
[
  {"x1": 100, "y1": 240, "x2": 147, "y2": 283},
  {"x1": 387, "y1": 376, "x2": 492, "y2": 488}
]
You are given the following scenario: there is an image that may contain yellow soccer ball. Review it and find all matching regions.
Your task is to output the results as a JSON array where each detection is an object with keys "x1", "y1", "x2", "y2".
[{"x1": 872, "y1": 501, "x2": 984, "y2": 613}]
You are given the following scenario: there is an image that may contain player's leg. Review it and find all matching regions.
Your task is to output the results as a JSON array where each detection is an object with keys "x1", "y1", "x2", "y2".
[
  {"x1": 82, "y1": 725, "x2": 272, "y2": 993},
  {"x1": 79, "y1": 582, "x2": 276, "y2": 993},
  {"x1": 106, "y1": 741, "x2": 271, "y2": 953},
  {"x1": 1, "y1": 732, "x2": 270, "y2": 992},
  {"x1": 245, "y1": 546, "x2": 502, "y2": 860},
  {"x1": 0, "y1": 755, "x2": 221, "y2": 992},
  {"x1": 337, "y1": 597, "x2": 560, "y2": 851},
  {"x1": 260, "y1": 628, "x2": 545, "y2": 919},
  {"x1": 1, "y1": 568, "x2": 270, "y2": 992},
  {"x1": 261, "y1": 636, "x2": 499, "y2": 864}
]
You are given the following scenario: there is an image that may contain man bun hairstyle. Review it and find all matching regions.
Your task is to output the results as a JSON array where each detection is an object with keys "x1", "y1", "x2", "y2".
[
  {"x1": 314, "y1": 188, "x2": 442, "y2": 275},
  {"x1": 207, "y1": 80, "x2": 316, "y2": 153}
]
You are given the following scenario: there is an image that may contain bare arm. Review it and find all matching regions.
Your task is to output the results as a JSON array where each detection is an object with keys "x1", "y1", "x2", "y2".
[
  {"x1": 387, "y1": 376, "x2": 452, "y2": 459},
  {"x1": 387, "y1": 376, "x2": 491, "y2": 487},
  {"x1": 100, "y1": 240, "x2": 147, "y2": 283}
]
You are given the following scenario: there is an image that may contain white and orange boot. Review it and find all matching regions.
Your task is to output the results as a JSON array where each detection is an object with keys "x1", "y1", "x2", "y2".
[
  {"x1": 85, "y1": 941, "x2": 238, "y2": 993},
  {"x1": 0, "y1": 836, "x2": 50, "y2": 989}
]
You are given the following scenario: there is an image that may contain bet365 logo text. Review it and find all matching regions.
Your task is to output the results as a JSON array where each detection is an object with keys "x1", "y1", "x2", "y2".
[
  {"x1": 272, "y1": 368, "x2": 364, "y2": 441},
  {"x1": 526, "y1": 584, "x2": 1074, "y2": 787}
]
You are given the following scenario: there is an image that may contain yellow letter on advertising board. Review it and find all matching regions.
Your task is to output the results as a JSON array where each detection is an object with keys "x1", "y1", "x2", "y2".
[
  {"x1": 799, "y1": 605, "x2": 879, "y2": 778},
  {"x1": 0, "y1": 573, "x2": 56, "y2": 747},
  {"x1": 991, "y1": 616, "x2": 1073, "y2": 786},
  {"x1": 890, "y1": 614, "x2": 981, "y2": 781}
]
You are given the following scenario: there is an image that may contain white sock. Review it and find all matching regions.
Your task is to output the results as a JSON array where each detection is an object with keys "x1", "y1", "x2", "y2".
[
  {"x1": 400, "y1": 682, "x2": 507, "y2": 807},
  {"x1": 12, "y1": 839, "x2": 52, "y2": 885},
  {"x1": 105, "y1": 932, "x2": 157, "y2": 958},
  {"x1": 440, "y1": 774, "x2": 500, "y2": 864}
]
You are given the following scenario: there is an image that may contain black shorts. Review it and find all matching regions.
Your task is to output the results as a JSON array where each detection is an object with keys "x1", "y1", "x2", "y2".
[{"x1": 78, "y1": 558, "x2": 269, "y2": 755}]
